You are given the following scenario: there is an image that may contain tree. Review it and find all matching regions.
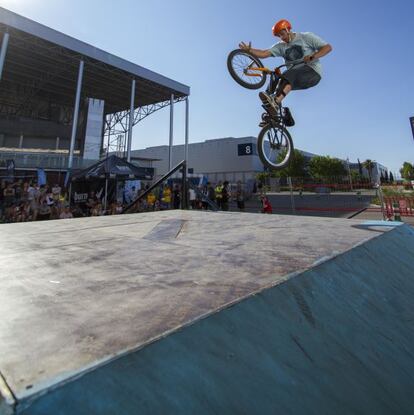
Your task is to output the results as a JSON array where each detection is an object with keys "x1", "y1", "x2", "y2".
[
  {"x1": 362, "y1": 159, "x2": 375, "y2": 183},
  {"x1": 399, "y1": 162, "x2": 414, "y2": 180},
  {"x1": 308, "y1": 156, "x2": 347, "y2": 180},
  {"x1": 351, "y1": 170, "x2": 363, "y2": 183},
  {"x1": 272, "y1": 149, "x2": 308, "y2": 178},
  {"x1": 256, "y1": 171, "x2": 269, "y2": 185}
]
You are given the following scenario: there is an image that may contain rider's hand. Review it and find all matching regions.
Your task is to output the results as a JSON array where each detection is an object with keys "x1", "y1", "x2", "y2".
[
  {"x1": 304, "y1": 54, "x2": 315, "y2": 63},
  {"x1": 239, "y1": 41, "x2": 251, "y2": 52}
]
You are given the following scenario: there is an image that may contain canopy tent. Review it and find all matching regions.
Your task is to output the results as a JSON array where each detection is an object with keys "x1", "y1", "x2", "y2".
[
  {"x1": 71, "y1": 155, "x2": 153, "y2": 211},
  {"x1": 71, "y1": 154, "x2": 153, "y2": 181}
]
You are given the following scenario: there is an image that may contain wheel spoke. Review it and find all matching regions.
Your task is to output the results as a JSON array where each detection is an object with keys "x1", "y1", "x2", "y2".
[
  {"x1": 260, "y1": 125, "x2": 292, "y2": 169},
  {"x1": 231, "y1": 54, "x2": 262, "y2": 86}
]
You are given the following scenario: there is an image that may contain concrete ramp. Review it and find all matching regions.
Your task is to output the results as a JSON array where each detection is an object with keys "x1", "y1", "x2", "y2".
[{"x1": 0, "y1": 211, "x2": 413, "y2": 414}]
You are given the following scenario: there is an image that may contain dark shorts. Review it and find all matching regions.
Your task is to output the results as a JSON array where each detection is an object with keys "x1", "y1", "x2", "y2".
[{"x1": 282, "y1": 65, "x2": 321, "y2": 90}]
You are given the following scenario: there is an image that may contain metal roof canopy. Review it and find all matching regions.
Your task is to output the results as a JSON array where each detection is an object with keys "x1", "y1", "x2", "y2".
[{"x1": 0, "y1": 7, "x2": 190, "y2": 115}]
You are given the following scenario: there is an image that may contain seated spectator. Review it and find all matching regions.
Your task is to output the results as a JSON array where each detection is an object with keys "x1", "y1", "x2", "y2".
[
  {"x1": 37, "y1": 196, "x2": 51, "y2": 221},
  {"x1": 59, "y1": 205, "x2": 74, "y2": 219},
  {"x1": 86, "y1": 191, "x2": 98, "y2": 214},
  {"x1": 71, "y1": 205, "x2": 85, "y2": 218},
  {"x1": 91, "y1": 202, "x2": 104, "y2": 216},
  {"x1": 115, "y1": 201, "x2": 123, "y2": 214}
]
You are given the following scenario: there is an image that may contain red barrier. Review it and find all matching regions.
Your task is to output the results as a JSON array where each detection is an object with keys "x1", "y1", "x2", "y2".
[{"x1": 384, "y1": 197, "x2": 414, "y2": 217}]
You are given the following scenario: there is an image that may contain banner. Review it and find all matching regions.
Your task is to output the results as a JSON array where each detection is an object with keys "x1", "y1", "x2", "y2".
[
  {"x1": 37, "y1": 168, "x2": 47, "y2": 186},
  {"x1": 410, "y1": 117, "x2": 414, "y2": 140},
  {"x1": 6, "y1": 159, "x2": 15, "y2": 178},
  {"x1": 64, "y1": 170, "x2": 71, "y2": 188}
]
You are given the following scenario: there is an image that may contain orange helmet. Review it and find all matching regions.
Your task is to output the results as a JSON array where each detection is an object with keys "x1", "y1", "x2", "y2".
[{"x1": 272, "y1": 19, "x2": 292, "y2": 36}]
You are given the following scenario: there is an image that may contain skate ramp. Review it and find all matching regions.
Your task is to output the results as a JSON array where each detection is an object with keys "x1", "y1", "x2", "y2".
[{"x1": 0, "y1": 212, "x2": 413, "y2": 414}]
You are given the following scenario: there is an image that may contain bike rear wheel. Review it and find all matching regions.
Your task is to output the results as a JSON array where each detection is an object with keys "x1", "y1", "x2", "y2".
[
  {"x1": 257, "y1": 123, "x2": 294, "y2": 170},
  {"x1": 227, "y1": 49, "x2": 267, "y2": 90}
]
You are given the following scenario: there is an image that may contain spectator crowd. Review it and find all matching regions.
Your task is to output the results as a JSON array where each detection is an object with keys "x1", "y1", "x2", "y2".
[
  {"x1": 0, "y1": 178, "x2": 127, "y2": 223},
  {"x1": 1, "y1": 177, "x2": 256, "y2": 224}
]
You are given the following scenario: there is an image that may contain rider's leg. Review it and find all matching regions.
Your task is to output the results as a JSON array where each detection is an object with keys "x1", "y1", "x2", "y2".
[
  {"x1": 274, "y1": 78, "x2": 292, "y2": 104},
  {"x1": 275, "y1": 83, "x2": 292, "y2": 104}
]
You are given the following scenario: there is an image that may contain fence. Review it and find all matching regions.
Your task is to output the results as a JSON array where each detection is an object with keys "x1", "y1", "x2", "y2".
[{"x1": 383, "y1": 197, "x2": 414, "y2": 218}]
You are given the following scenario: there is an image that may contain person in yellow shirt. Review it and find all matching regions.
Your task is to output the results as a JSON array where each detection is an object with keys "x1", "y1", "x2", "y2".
[
  {"x1": 161, "y1": 185, "x2": 172, "y2": 209},
  {"x1": 147, "y1": 192, "x2": 156, "y2": 210}
]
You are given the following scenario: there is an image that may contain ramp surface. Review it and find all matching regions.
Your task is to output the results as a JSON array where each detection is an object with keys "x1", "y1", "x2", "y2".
[{"x1": 0, "y1": 211, "x2": 413, "y2": 414}]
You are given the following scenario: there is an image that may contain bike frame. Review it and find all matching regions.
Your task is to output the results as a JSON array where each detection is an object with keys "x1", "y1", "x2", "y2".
[{"x1": 243, "y1": 59, "x2": 304, "y2": 78}]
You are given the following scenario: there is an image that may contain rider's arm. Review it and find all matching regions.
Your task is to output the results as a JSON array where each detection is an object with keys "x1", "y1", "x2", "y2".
[
  {"x1": 302, "y1": 33, "x2": 333, "y2": 62},
  {"x1": 239, "y1": 42, "x2": 272, "y2": 59},
  {"x1": 309, "y1": 44, "x2": 332, "y2": 61},
  {"x1": 249, "y1": 48, "x2": 272, "y2": 59}
]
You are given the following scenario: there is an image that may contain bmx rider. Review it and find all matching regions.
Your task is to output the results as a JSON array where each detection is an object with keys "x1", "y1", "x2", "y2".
[{"x1": 239, "y1": 19, "x2": 332, "y2": 124}]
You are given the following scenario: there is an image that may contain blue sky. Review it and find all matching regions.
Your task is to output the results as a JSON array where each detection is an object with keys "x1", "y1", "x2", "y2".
[{"x1": 2, "y1": 0, "x2": 414, "y2": 176}]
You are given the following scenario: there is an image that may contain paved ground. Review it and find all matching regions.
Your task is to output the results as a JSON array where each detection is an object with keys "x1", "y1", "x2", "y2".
[
  {"x1": 229, "y1": 191, "x2": 375, "y2": 218},
  {"x1": 351, "y1": 204, "x2": 414, "y2": 225},
  {"x1": 227, "y1": 192, "x2": 414, "y2": 224}
]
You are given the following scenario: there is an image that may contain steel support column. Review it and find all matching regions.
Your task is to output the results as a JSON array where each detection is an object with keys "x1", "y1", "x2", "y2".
[
  {"x1": 168, "y1": 94, "x2": 174, "y2": 171},
  {"x1": 68, "y1": 60, "x2": 84, "y2": 169},
  {"x1": 0, "y1": 32, "x2": 10, "y2": 81},
  {"x1": 185, "y1": 97, "x2": 189, "y2": 167},
  {"x1": 127, "y1": 79, "x2": 136, "y2": 162}
]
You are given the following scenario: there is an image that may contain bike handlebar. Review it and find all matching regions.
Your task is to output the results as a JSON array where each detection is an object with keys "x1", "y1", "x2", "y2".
[{"x1": 277, "y1": 59, "x2": 305, "y2": 69}]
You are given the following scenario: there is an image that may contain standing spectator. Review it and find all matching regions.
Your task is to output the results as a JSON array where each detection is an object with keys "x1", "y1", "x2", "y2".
[
  {"x1": 3, "y1": 183, "x2": 15, "y2": 220},
  {"x1": 14, "y1": 180, "x2": 23, "y2": 203},
  {"x1": 236, "y1": 180, "x2": 245, "y2": 211},
  {"x1": 215, "y1": 181, "x2": 223, "y2": 210},
  {"x1": 161, "y1": 184, "x2": 172, "y2": 209},
  {"x1": 207, "y1": 182, "x2": 216, "y2": 210},
  {"x1": 21, "y1": 201, "x2": 32, "y2": 221},
  {"x1": 0, "y1": 181, "x2": 5, "y2": 220},
  {"x1": 146, "y1": 191, "x2": 156, "y2": 210},
  {"x1": 260, "y1": 195, "x2": 273, "y2": 214},
  {"x1": 29, "y1": 183, "x2": 40, "y2": 221},
  {"x1": 21, "y1": 182, "x2": 30, "y2": 203},
  {"x1": 221, "y1": 181, "x2": 230, "y2": 211},
  {"x1": 52, "y1": 183, "x2": 62, "y2": 204},
  {"x1": 173, "y1": 184, "x2": 181, "y2": 209},
  {"x1": 189, "y1": 187, "x2": 196, "y2": 209}
]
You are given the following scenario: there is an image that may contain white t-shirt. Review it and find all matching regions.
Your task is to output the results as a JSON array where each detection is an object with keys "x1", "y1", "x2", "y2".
[{"x1": 270, "y1": 32, "x2": 328, "y2": 76}]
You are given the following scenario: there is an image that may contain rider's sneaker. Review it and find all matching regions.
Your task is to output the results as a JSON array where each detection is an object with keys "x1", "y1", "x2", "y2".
[
  {"x1": 259, "y1": 112, "x2": 270, "y2": 127},
  {"x1": 259, "y1": 91, "x2": 279, "y2": 116}
]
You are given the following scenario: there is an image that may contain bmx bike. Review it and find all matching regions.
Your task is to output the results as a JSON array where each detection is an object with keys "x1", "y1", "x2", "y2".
[{"x1": 227, "y1": 49, "x2": 303, "y2": 170}]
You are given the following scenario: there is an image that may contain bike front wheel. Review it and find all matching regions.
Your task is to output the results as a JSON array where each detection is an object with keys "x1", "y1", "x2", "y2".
[
  {"x1": 257, "y1": 123, "x2": 294, "y2": 170},
  {"x1": 227, "y1": 49, "x2": 267, "y2": 90}
]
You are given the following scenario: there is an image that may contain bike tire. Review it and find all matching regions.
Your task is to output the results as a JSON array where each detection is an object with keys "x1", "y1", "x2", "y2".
[
  {"x1": 257, "y1": 123, "x2": 294, "y2": 170},
  {"x1": 227, "y1": 49, "x2": 267, "y2": 90}
]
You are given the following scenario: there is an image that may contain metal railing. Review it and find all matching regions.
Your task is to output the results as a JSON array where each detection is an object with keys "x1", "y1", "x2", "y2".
[
  {"x1": 0, "y1": 151, "x2": 98, "y2": 170},
  {"x1": 124, "y1": 160, "x2": 188, "y2": 213}
]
